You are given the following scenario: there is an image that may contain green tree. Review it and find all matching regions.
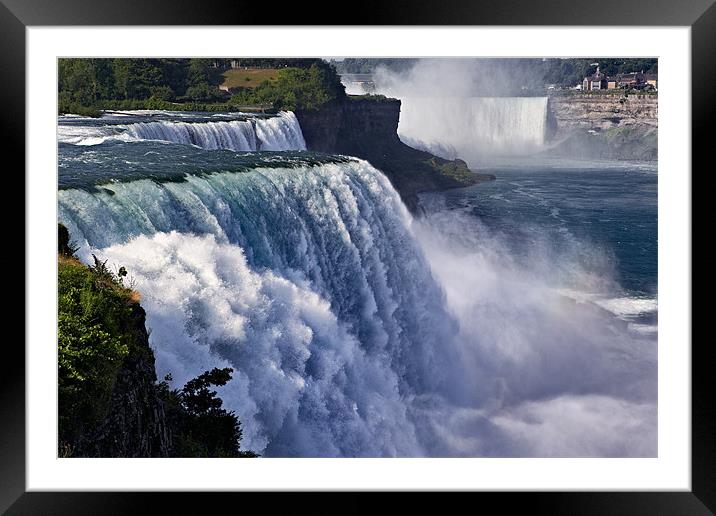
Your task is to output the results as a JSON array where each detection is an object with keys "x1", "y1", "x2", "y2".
[
  {"x1": 149, "y1": 85, "x2": 175, "y2": 101},
  {"x1": 187, "y1": 58, "x2": 223, "y2": 87},
  {"x1": 58, "y1": 58, "x2": 349, "y2": 114},
  {"x1": 58, "y1": 252, "x2": 138, "y2": 445},
  {"x1": 159, "y1": 368, "x2": 257, "y2": 457},
  {"x1": 230, "y1": 61, "x2": 345, "y2": 110}
]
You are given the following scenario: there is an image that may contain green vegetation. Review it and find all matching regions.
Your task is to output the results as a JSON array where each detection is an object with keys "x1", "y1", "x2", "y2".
[
  {"x1": 229, "y1": 62, "x2": 345, "y2": 111},
  {"x1": 425, "y1": 157, "x2": 477, "y2": 184},
  {"x1": 158, "y1": 369, "x2": 258, "y2": 458},
  {"x1": 58, "y1": 240, "x2": 141, "y2": 446},
  {"x1": 59, "y1": 58, "x2": 345, "y2": 115},
  {"x1": 82, "y1": 98, "x2": 270, "y2": 114},
  {"x1": 59, "y1": 58, "x2": 226, "y2": 115},
  {"x1": 542, "y1": 58, "x2": 657, "y2": 87},
  {"x1": 58, "y1": 224, "x2": 255, "y2": 457},
  {"x1": 220, "y1": 68, "x2": 281, "y2": 89}
]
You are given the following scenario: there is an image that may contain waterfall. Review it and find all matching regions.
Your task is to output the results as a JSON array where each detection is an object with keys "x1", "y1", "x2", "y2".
[
  {"x1": 125, "y1": 119, "x2": 259, "y2": 150},
  {"x1": 396, "y1": 97, "x2": 549, "y2": 162},
  {"x1": 58, "y1": 160, "x2": 464, "y2": 457},
  {"x1": 126, "y1": 111, "x2": 306, "y2": 151},
  {"x1": 58, "y1": 111, "x2": 306, "y2": 151}
]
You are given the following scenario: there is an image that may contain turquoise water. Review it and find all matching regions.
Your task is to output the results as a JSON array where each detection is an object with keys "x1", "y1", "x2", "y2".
[{"x1": 428, "y1": 162, "x2": 657, "y2": 297}]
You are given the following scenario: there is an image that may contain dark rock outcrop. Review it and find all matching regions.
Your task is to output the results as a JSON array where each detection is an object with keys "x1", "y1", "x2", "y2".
[
  {"x1": 74, "y1": 304, "x2": 172, "y2": 458},
  {"x1": 297, "y1": 97, "x2": 494, "y2": 212},
  {"x1": 58, "y1": 224, "x2": 254, "y2": 459}
]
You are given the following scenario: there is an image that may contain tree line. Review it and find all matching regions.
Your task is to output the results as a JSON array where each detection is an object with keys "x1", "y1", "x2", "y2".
[
  {"x1": 333, "y1": 57, "x2": 658, "y2": 88},
  {"x1": 228, "y1": 63, "x2": 345, "y2": 111},
  {"x1": 59, "y1": 59, "x2": 226, "y2": 106},
  {"x1": 59, "y1": 58, "x2": 345, "y2": 115},
  {"x1": 542, "y1": 58, "x2": 658, "y2": 86}
]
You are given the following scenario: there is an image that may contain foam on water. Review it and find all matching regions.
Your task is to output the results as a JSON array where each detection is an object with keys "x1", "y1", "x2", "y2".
[
  {"x1": 593, "y1": 297, "x2": 658, "y2": 318},
  {"x1": 99, "y1": 231, "x2": 424, "y2": 456}
]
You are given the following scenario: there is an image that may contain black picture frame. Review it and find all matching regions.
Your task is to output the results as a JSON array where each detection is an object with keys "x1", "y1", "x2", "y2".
[{"x1": 3, "y1": 0, "x2": 710, "y2": 513}]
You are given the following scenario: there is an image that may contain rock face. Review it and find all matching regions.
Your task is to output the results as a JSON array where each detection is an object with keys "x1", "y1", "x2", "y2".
[
  {"x1": 74, "y1": 304, "x2": 172, "y2": 458},
  {"x1": 546, "y1": 93, "x2": 658, "y2": 160},
  {"x1": 297, "y1": 97, "x2": 403, "y2": 153},
  {"x1": 549, "y1": 93, "x2": 658, "y2": 131},
  {"x1": 297, "y1": 97, "x2": 493, "y2": 212}
]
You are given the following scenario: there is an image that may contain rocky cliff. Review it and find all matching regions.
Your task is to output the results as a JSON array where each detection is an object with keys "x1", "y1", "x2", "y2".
[
  {"x1": 58, "y1": 225, "x2": 252, "y2": 458},
  {"x1": 73, "y1": 303, "x2": 173, "y2": 458},
  {"x1": 57, "y1": 234, "x2": 173, "y2": 458},
  {"x1": 546, "y1": 93, "x2": 658, "y2": 160},
  {"x1": 297, "y1": 97, "x2": 493, "y2": 212},
  {"x1": 549, "y1": 93, "x2": 657, "y2": 131}
]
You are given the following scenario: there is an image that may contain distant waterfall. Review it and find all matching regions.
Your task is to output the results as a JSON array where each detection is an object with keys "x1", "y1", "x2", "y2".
[
  {"x1": 397, "y1": 97, "x2": 549, "y2": 162},
  {"x1": 126, "y1": 111, "x2": 306, "y2": 151}
]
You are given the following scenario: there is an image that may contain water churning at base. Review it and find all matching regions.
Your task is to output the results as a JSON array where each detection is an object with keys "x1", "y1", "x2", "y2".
[{"x1": 58, "y1": 161, "x2": 464, "y2": 456}]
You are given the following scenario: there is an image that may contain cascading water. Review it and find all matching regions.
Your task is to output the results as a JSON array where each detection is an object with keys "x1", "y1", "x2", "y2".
[
  {"x1": 58, "y1": 160, "x2": 465, "y2": 456},
  {"x1": 396, "y1": 97, "x2": 549, "y2": 162},
  {"x1": 58, "y1": 111, "x2": 306, "y2": 151},
  {"x1": 56, "y1": 107, "x2": 657, "y2": 458},
  {"x1": 126, "y1": 112, "x2": 306, "y2": 151},
  {"x1": 125, "y1": 119, "x2": 259, "y2": 150}
]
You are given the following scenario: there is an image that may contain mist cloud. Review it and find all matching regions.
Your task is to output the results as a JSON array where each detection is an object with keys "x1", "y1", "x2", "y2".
[{"x1": 370, "y1": 59, "x2": 552, "y2": 164}]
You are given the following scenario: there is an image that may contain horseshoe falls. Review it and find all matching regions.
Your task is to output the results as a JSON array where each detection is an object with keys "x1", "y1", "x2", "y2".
[{"x1": 396, "y1": 97, "x2": 549, "y2": 163}]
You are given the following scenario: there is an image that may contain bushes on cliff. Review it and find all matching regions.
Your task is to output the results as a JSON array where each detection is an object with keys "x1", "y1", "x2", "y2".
[
  {"x1": 58, "y1": 252, "x2": 139, "y2": 447},
  {"x1": 159, "y1": 368, "x2": 257, "y2": 458},
  {"x1": 57, "y1": 224, "x2": 255, "y2": 457},
  {"x1": 424, "y1": 157, "x2": 477, "y2": 185}
]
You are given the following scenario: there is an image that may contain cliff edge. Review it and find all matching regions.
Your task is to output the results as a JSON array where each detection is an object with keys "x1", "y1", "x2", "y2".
[
  {"x1": 297, "y1": 96, "x2": 494, "y2": 212},
  {"x1": 58, "y1": 224, "x2": 255, "y2": 458},
  {"x1": 58, "y1": 248, "x2": 172, "y2": 457},
  {"x1": 546, "y1": 93, "x2": 658, "y2": 161}
]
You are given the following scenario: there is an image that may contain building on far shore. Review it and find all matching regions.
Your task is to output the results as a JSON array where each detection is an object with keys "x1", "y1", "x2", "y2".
[
  {"x1": 582, "y1": 68, "x2": 657, "y2": 92},
  {"x1": 615, "y1": 72, "x2": 643, "y2": 89},
  {"x1": 582, "y1": 66, "x2": 607, "y2": 91}
]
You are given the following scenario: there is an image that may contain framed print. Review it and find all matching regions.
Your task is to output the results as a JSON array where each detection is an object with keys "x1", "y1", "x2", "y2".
[{"x1": 3, "y1": 0, "x2": 712, "y2": 513}]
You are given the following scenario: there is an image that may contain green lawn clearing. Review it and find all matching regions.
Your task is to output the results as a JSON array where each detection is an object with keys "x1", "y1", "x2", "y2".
[{"x1": 220, "y1": 68, "x2": 281, "y2": 90}]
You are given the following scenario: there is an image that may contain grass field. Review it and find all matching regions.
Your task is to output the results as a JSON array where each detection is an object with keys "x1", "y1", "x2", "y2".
[{"x1": 220, "y1": 68, "x2": 281, "y2": 90}]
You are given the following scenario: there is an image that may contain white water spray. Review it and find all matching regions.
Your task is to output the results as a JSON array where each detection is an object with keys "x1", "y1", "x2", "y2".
[
  {"x1": 397, "y1": 97, "x2": 549, "y2": 160},
  {"x1": 369, "y1": 59, "x2": 551, "y2": 164}
]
